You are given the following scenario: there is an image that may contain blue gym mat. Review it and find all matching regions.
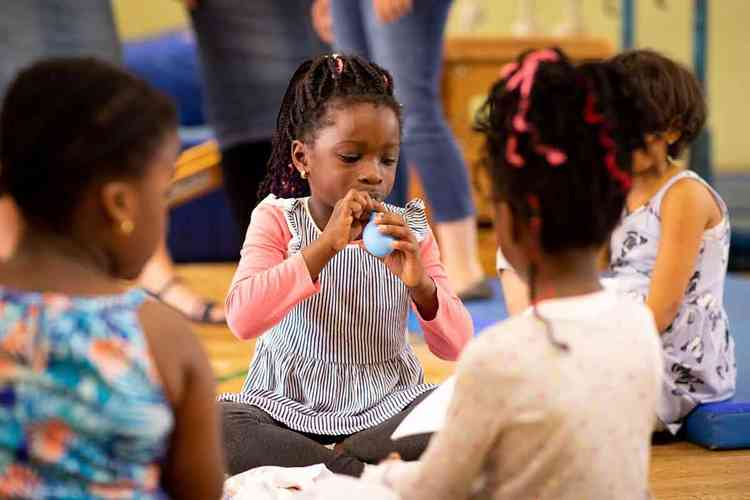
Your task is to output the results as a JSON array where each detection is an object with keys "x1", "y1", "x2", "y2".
[
  {"x1": 682, "y1": 275, "x2": 750, "y2": 449},
  {"x1": 407, "y1": 279, "x2": 507, "y2": 334},
  {"x1": 410, "y1": 275, "x2": 749, "y2": 450}
]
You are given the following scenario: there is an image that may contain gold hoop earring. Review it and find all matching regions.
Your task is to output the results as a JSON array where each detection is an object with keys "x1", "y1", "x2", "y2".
[
  {"x1": 120, "y1": 220, "x2": 134, "y2": 235},
  {"x1": 300, "y1": 170, "x2": 308, "y2": 179}
]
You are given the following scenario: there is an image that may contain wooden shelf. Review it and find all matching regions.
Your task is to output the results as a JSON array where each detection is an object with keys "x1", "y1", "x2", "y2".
[{"x1": 444, "y1": 36, "x2": 614, "y2": 62}]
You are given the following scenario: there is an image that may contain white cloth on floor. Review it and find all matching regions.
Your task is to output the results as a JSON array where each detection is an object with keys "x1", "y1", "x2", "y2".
[
  {"x1": 222, "y1": 464, "x2": 401, "y2": 500},
  {"x1": 222, "y1": 464, "x2": 334, "y2": 500},
  {"x1": 298, "y1": 473, "x2": 400, "y2": 500}
]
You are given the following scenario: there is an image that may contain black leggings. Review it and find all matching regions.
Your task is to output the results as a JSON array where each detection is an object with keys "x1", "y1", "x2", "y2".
[{"x1": 221, "y1": 390, "x2": 434, "y2": 477}]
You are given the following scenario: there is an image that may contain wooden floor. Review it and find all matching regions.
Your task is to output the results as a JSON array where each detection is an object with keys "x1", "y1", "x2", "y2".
[{"x1": 179, "y1": 229, "x2": 750, "y2": 500}]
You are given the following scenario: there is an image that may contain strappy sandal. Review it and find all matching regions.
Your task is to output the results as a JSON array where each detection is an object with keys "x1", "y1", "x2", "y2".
[{"x1": 145, "y1": 276, "x2": 226, "y2": 325}]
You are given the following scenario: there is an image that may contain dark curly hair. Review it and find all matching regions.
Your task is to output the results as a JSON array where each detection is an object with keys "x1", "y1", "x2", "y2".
[
  {"x1": 610, "y1": 49, "x2": 706, "y2": 158},
  {"x1": 0, "y1": 57, "x2": 177, "y2": 233},
  {"x1": 257, "y1": 54, "x2": 401, "y2": 200},
  {"x1": 476, "y1": 48, "x2": 648, "y2": 255}
]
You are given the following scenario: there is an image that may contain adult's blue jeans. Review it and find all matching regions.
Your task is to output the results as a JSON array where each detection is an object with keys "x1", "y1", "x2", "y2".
[{"x1": 330, "y1": 0, "x2": 474, "y2": 222}]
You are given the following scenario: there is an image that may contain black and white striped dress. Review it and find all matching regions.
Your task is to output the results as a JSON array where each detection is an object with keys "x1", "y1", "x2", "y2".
[{"x1": 220, "y1": 197, "x2": 435, "y2": 435}]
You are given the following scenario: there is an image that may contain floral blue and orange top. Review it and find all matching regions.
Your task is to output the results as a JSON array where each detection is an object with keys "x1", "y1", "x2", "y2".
[{"x1": 0, "y1": 288, "x2": 174, "y2": 499}]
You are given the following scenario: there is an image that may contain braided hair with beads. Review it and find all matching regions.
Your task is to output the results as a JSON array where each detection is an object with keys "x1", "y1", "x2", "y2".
[{"x1": 258, "y1": 54, "x2": 401, "y2": 200}]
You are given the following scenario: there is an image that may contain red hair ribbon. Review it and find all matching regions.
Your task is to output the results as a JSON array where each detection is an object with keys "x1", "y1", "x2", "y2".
[
  {"x1": 499, "y1": 62, "x2": 519, "y2": 79},
  {"x1": 583, "y1": 85, "x2": 632, "y2": 192},
  {"x1": 502, "y1": 50, "x2": 567, "y2": 168}
]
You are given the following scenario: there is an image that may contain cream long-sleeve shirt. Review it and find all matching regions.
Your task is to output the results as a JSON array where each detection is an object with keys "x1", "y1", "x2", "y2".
[{"x1": 373, "y1": 291, "x2": 662, "y2": 500}]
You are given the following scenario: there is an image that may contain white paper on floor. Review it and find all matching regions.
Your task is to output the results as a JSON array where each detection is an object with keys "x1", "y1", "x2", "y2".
[
  {"x1": 391, "y1": 375, "x2": 455, "y2": 440},
  {"x1": 297, "y1": 475, "x2": 400, "y2": 500}
]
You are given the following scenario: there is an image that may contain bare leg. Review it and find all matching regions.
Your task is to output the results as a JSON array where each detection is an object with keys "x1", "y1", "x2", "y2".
[
  {"x1": 498, "y1": 269, "x2": 530, "y2": 316},
  {"x1": 139, "y1": 237, "x2": 225, "y2": 324},
  {"x1": 434, "y1": 217, "x2": 489, "y2": 299}
]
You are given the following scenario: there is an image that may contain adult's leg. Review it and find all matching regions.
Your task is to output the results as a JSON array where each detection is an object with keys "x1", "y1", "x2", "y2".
[
  {"x1": 339, "y1": 390, "x2": 434, "y2": 463},
  {"x1": 329, "y1": 0, "x2": 409, "y2": 207},
  {"x1": 329, "y1": 0, "x2": 369, "y2": 56},
  {"x1": 221, "y1": 402, "x2": 365, "y2": 477},
  {"x1": 190, "y1": 0, "x2": 327, "y2": 234},
  {"x1": 361, "y1": 0, "x2": 488, "y2": 297}
]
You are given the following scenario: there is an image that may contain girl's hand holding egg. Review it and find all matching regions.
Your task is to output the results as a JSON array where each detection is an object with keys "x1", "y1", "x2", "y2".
[{"x1": 370, "y1": 211, "x2": 425, "y2": 288}]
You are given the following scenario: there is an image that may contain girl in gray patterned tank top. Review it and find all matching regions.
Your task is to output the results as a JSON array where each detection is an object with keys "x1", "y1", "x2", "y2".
[{"x1": 604, "y1": 50, "x2": 736, "y2": 432}]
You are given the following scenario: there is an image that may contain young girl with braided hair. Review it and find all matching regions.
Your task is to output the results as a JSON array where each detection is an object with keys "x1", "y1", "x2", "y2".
[
  {"x1": 220, "y1": 53, "x2": 472, "y2": 477},
  {"x1": 304, "y1": 48, "x2": 663, "y2": 500}
]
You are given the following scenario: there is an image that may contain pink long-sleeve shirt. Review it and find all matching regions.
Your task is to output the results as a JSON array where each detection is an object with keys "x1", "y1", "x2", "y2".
[{"x1": 225, "y1": 201, "x2": 472, "y2": 361}]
